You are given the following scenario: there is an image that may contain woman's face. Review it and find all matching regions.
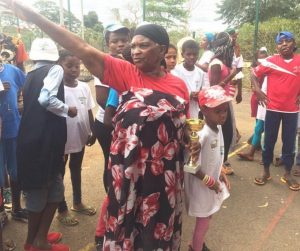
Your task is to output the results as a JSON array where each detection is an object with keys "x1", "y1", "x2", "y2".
[
  {"x1": 164, "y1": 47, "x2": 177, "y2": 71},
  {"x1": 200, "y1": 37, "x2": 208, "y2": 49},
  {"x1": 131, "y1": 35, "x2": 165, "y2": 72}
]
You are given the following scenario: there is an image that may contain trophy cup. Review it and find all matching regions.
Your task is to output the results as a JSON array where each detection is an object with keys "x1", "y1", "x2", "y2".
[{"x1": 184, "y1": 119, "x2": 205, "y2": 174}]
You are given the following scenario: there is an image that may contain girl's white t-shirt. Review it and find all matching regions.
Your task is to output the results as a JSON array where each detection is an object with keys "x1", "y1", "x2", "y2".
[
  {"x1": 198, "y1": 50, "x2": 214, "y2": 87},
  {"x1": 184, "y1": 124, "x2": 230, "y2": 217},
  {"x1": 256, "y1": 77, "x2": 267, "y2": 121},
  {"x1": 94, "y1": 77, "x2": 108, "y2": 123},
  {"x1": 171, "y1": 63, "x2": 206, "y2": 118},
  {"x1": 64, "y1": 81, "x2": 95, "y2": 154}
]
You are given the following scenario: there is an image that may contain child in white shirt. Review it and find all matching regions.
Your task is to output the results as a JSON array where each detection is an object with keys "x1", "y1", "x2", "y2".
[
  {"x1": 57, "y1": 50, "x2": 96, "y2": 226},
  {"x1": 184, "y1": 85, "x2": 231, "y2": 251},
  {"x1": 172, "y1": 40, "x2": 206, "y2": 119}
]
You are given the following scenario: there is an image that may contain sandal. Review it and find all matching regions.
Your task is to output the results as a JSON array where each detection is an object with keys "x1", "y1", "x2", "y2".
[
  {"x1": 222, "y1": 162, "x2": 234, "y2": 175},
  {"x1": 237, "y1": 152, "x2": 254, "y2": 161},
  {"x1": 4, "y1": 239, "x2": 16, "y2": 251},
  {"x1": 292, "y1": 168, "x2": 300, "y2": 177},
  {"x1": 280, "y1": 177, "x2": 300, "y2": 191},
  {"x1": 71, "y1": 205, "x2": 96, "y2": 216},
  {"x1": 57, "y1": 213, "x2": 79, "y2": 226},
  {"x1": 254, "y1": 176, "x2": 272, "y2": 185}
]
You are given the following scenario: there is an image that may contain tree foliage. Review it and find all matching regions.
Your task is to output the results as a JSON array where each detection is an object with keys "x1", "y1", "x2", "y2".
[
  {"x1": 238, "y1": 17, "x2": 300, "y2": 61},
  {"x1": 33, "y1": 0, "x2": 81, "y2": 33},
  {"x1": 145, "y1": 0, "x2": 189, "y2": 29},
  {"x1": 110, "y1": 2, "x2": 140, "y2": 29},
  {"x1": 217, "y1": 0, "x2": 300, "y2": 26},
  {"x1": 84, "y1": 11, "x2": 104, "y2": 34}
]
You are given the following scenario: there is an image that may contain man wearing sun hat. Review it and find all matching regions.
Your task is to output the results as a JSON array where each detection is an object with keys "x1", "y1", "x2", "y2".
[
  {"x1": 17, "y1": 37, "x2": 78, "y2": 251},
  {"x1": 252, "y1": 31, "x2": 300, "y2": 191}
]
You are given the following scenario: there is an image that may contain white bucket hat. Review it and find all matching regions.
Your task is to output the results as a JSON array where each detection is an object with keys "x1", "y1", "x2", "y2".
[{"x1": 29, "y1": 38, "x2": 59, "y2": 61}]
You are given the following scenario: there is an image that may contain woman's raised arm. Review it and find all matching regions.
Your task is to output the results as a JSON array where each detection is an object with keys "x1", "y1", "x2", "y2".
[{"x1": 1, "y1": 0, "x2": 106, "y2": 80}]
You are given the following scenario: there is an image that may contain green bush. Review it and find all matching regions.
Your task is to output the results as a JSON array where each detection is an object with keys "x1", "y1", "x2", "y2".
[{"x1": 238, "y1": 17, "x2": 300, "y2": 61}]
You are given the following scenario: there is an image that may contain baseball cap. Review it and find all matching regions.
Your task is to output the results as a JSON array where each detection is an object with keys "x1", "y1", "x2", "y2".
[
  {"x1": 104, "y1": 24, "x2": 130, "y2": 34},
  {"x1": 259, "y1": 47, "x2": 268, "y2": 52},
  {"x1": 225, "y1": 28, "x2": 237, "y2": 35},
  {"x1": 29, "y1": 38, "x2": 59, "y2": 61},
  {"x1": 275, "y1": 31, "x2": 294, "y2": 44},
  {"x1": 198, "y1": 85, "x2": 232, "y2": 108},
  {"x1": 204, "y1": 32, "x2": 215, "y2": 42}
]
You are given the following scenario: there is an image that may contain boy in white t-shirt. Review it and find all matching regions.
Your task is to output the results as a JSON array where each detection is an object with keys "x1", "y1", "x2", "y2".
[
  {"x1": 172, "y1": 39, "x2": 206, "y2": 119},
  {"x1": 184, "y1": 85, "x2": 231, "y2": 251},
  {"x1": 56, "y1": 50, "x2": 96, "y2": 226}
]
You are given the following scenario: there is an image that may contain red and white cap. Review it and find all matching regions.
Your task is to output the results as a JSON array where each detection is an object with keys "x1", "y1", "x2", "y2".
[{"x1": 198, "y1": 85, "x2": 232, "y2": 108}]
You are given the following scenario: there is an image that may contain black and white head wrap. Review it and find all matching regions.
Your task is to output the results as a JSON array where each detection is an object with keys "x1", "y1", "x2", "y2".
[{"x1": 212, "y1": 32, "x2": 234, "y2": 68}]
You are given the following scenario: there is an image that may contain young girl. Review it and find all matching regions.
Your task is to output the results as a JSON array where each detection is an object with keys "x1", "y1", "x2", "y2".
[
  {"x1": 56, "y1": 50, "x2": 96, "y2": 226},
  {"x1": 237, "y1": 47, "x2": 268, "y2": 162},
  {"x1": 185, "y1": 85, "x2": 231, "y2": 251},
  {"x1": 164, "y1": 44, "x2": 177, "y2": 72},
  {"x1": 208, "y1": 32, "x2": 236, "y2": 175}
]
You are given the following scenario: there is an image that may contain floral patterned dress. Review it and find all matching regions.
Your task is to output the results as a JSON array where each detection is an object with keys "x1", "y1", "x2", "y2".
[{"x1": 104, "y1": 88, "x2": 187, "y2": 251}]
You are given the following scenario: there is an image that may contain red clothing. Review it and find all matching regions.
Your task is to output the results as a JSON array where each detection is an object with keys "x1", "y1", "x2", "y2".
[
  {"x1": 253, "y1": 54, "x2": 300, "y2": 113},
  {"x1": 15, "y1": 41, "x2": 28, "y2": 64},
  {"x1": 250, "y1": 92, "x2": 258, "y2": 117},
  {"x1": 208, "y1": 58, "x2": 236, "y2": 97},
  {"x1": 103, "y1": 55, "x2": 190, "y2": 104}
]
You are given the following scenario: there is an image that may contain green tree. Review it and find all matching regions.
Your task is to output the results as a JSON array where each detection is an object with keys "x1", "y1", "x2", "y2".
[
  {"x1": 84, "y1": 11, "x2": 104, "y2": 34},
  {"x1": 33, "y1": 0, "x2": 81, "y2": 33},
  {"x1": 217, "y1": 0, "x2": 300, "y2": 26},
  {"x1": 145, "y1": 0, "x2": 189, "y2": 29},
  {"x1": 111, "y1": 3, "x2": 140, "y2": 29},
  {"x1": 238, "y1": 17, "x2": 300, "y2": 61}
]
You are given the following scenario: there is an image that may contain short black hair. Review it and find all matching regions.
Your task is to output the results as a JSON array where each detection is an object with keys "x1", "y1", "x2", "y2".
[
  {"x1": 181, "y1": 40, "x2": 199, "y2": 53},
  {"x1": 58, "y1": 49, "x2": 74, "y2": 62},
  {"x1": 105, "y1": 29, "x2": 130, "y2": 46}
]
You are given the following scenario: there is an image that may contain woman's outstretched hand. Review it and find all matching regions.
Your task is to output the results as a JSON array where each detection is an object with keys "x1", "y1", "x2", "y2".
[{"x1": 0, "y1": 0, "x2": 34, "y2": 22}]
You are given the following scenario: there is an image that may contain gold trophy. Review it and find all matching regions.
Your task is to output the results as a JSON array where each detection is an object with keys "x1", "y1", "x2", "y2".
[{"x1": 184, "y1": 119, "x2": 205, "y2": 174}]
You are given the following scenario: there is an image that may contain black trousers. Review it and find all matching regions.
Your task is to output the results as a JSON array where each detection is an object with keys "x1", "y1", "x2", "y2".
[
  {"x1": 222, "y1": 108, "x2": 233, "y2": 163},
  {"x1": 58, "y1": 148, "x2": 85, "y2": 213},
  {"x1": 94, "y1": 119, "x2": 113, "y2": 193}
]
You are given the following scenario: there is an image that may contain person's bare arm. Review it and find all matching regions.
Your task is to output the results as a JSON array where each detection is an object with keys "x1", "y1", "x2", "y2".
[
  {"x1": 209, "y1": 64, "x2": 222, "y2": 86},
  {"x1": 1, "y1": 0, "x2": 105, "y2": 80},
  {"x1": 103, "y1": 106, "x2": 116, "y2": 129},
  {"x1": 86, "y1": 109, "x2": 96, "y2": 146},
  {"x1": 195, "y1": 62, "x2": 209, "y2": 72},
  {"x1": 250, "y1": 71, "x2": 267, "y2": 106},
  {"x1": 95, "y1": 86, "x2": 109, "y2": 110}
]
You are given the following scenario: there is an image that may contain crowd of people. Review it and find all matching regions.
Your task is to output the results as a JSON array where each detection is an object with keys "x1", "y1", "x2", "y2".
[{"x1": 0, "y1": 0, "x2": 299, "y2": 251}]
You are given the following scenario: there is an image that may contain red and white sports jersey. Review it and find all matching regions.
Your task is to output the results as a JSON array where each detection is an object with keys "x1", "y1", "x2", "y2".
[{"x1": 253, "y1": 54, "x2": 300, "y2": 113}]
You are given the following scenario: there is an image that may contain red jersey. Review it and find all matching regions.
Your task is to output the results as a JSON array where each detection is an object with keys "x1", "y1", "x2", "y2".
[
  {"x1": 253, "y1": 54, "x2": 300, "y2": 112},
  {"x1": 102, "y1": 55, "x2": 190, "y2": 104}
]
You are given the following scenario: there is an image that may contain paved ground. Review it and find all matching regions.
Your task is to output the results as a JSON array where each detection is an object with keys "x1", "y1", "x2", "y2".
[{"x1": 3, "y1": 83, "x2": 300, "y2": 251}]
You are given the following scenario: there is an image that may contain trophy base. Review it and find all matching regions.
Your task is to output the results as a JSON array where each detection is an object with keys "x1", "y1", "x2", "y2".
[{"x1": 184, "y1": 164, "x2": 199, "y2": 174}]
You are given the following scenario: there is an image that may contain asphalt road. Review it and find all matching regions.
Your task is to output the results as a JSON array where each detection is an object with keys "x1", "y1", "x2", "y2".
[{"x1": 3, "y1": 83, "x2": 300, "y2": 251}]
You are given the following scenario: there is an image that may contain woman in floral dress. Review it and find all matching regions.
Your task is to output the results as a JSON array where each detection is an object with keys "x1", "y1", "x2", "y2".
[{"x1": 2, "y1": 1, "x2": 200, "y2": 250}]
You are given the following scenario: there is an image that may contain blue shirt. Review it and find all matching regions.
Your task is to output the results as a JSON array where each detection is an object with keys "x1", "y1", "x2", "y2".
[
  {"x1": 106, "y1": 88, "x2": 119, "y2": 108},
  {"x1": 0, "y1": 64, "x2": 26, "y2": 139}
]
